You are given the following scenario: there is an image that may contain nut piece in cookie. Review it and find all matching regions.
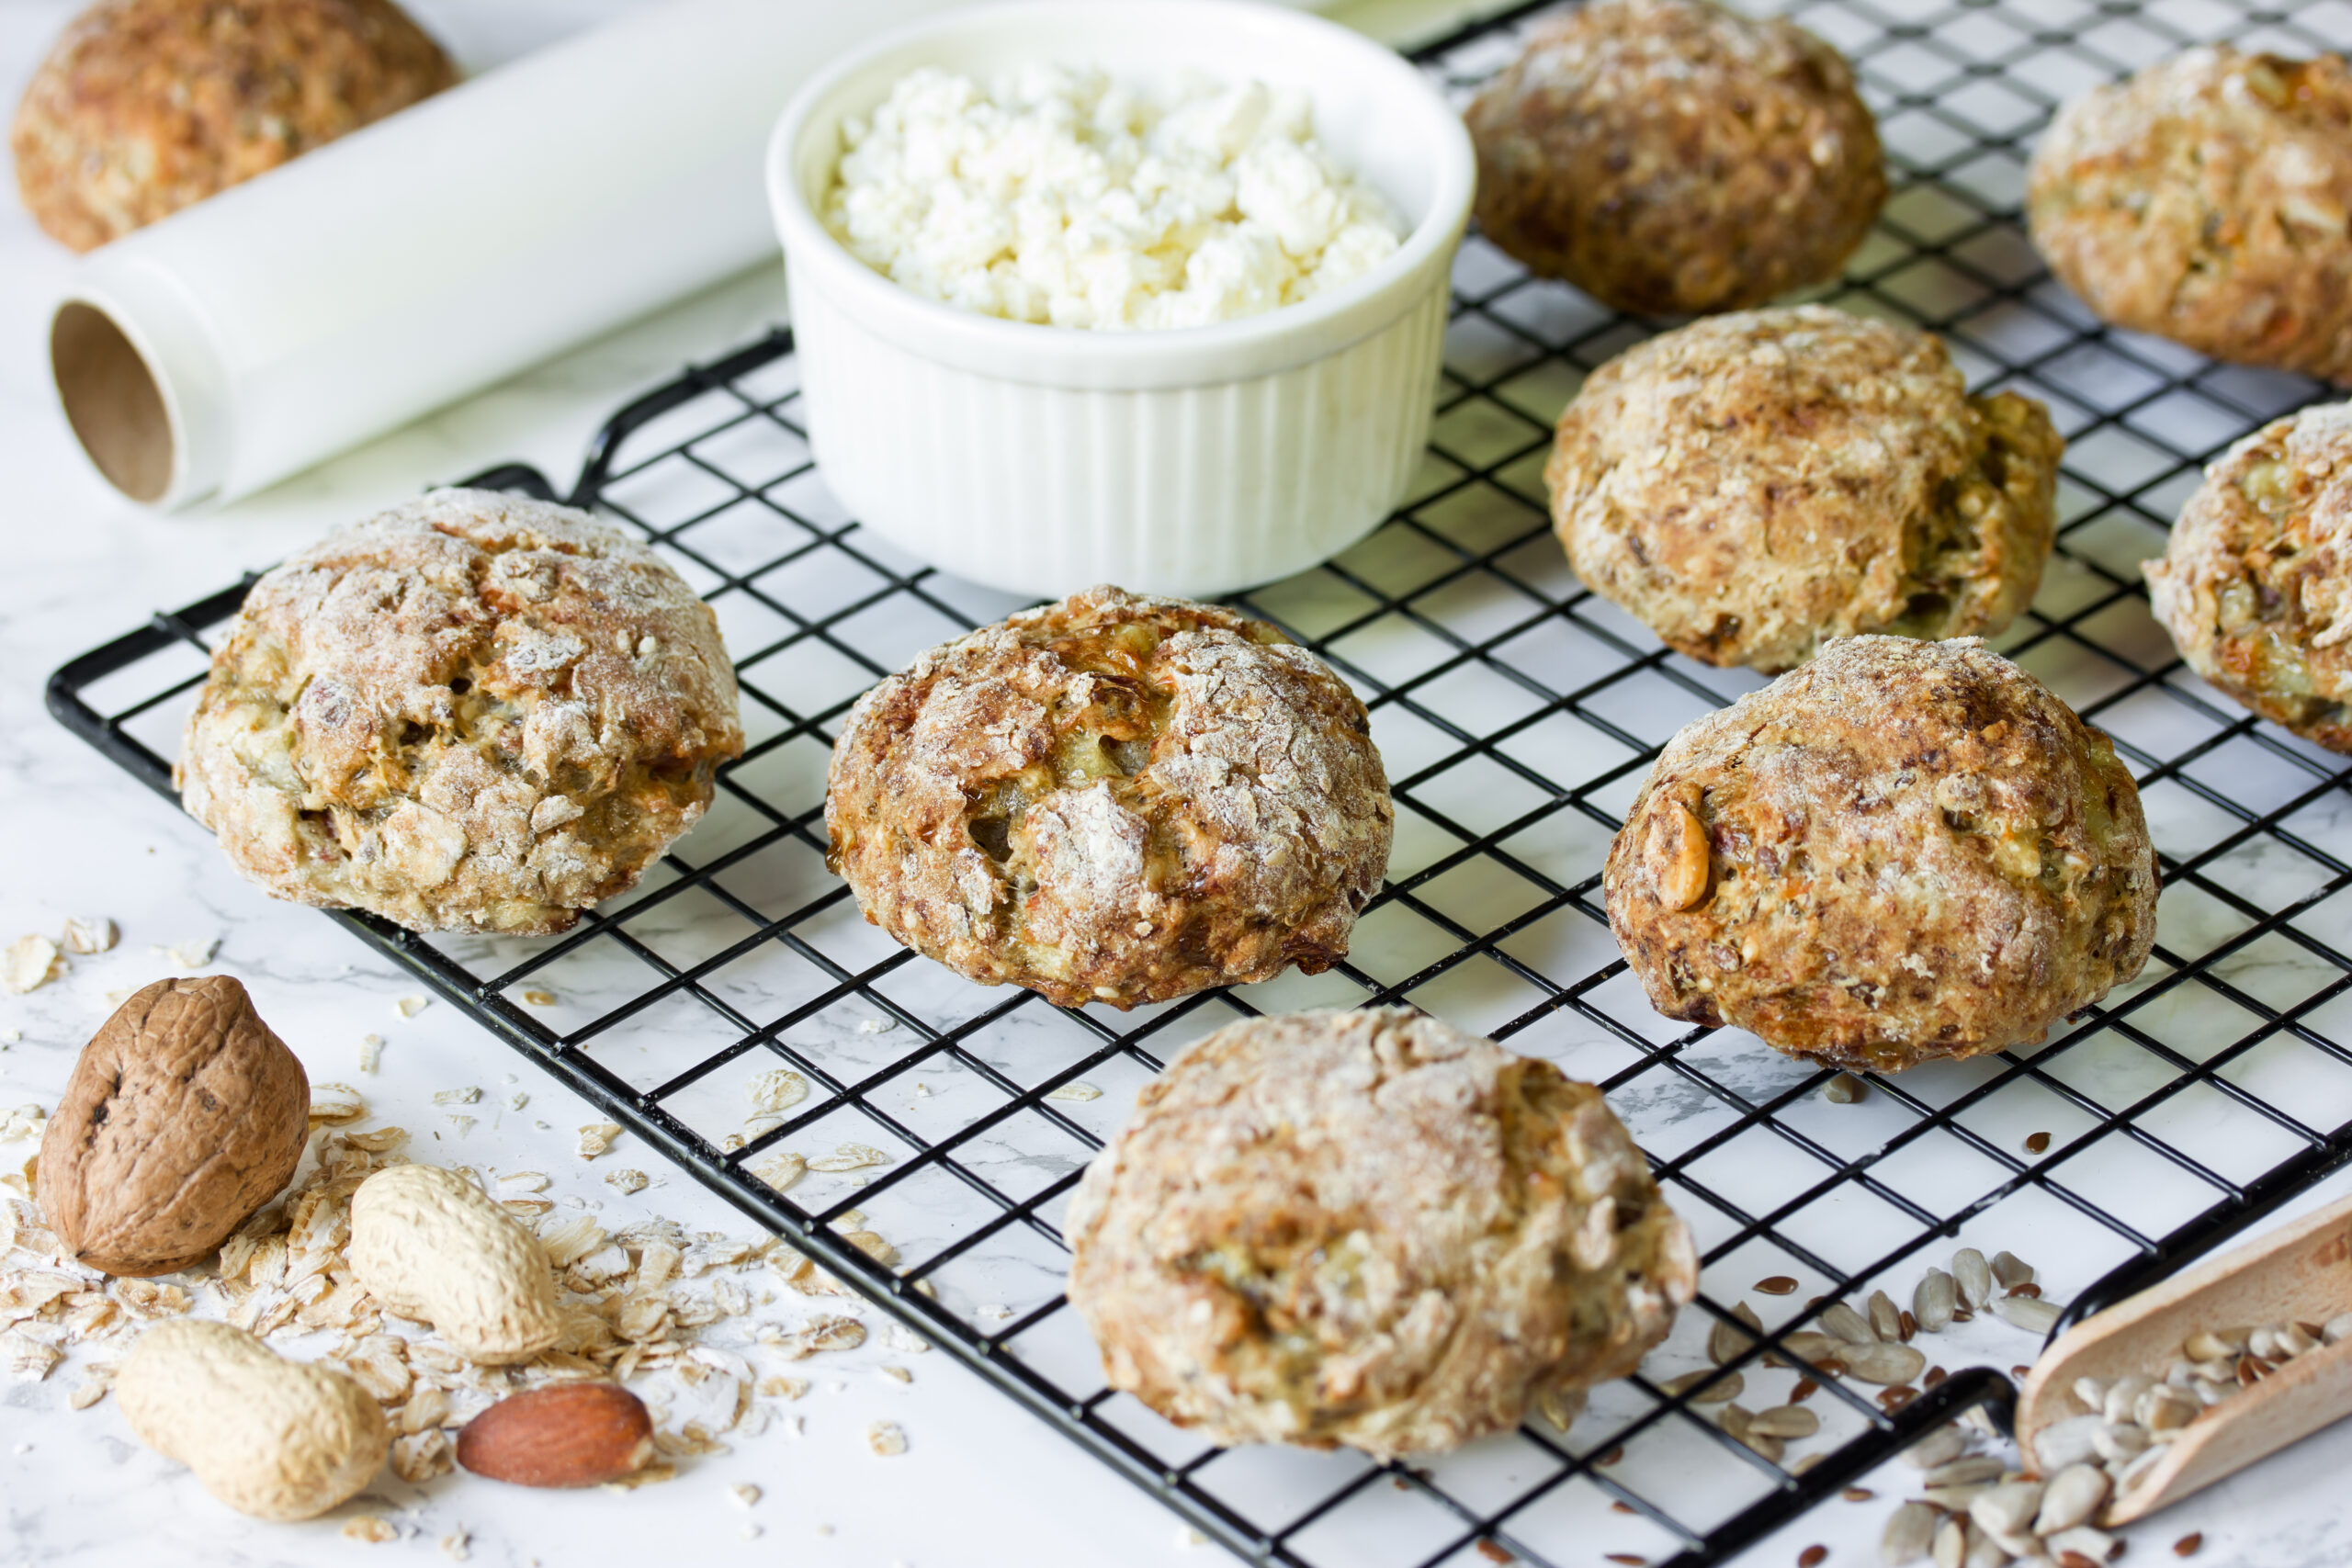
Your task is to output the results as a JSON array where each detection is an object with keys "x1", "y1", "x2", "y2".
[
  {"x1": 825, "y1": 585, "x2": 1392, "y2": 1009},
  {"x1": 2028, "y1": 48, "x2": 2352, "y2": 384},
  {"x1": 1606, "y1": 637, "x2": 2158, "y2": 1072},
  {"x1": 2146, "y1": 401, "x2": 2352, "y2": 751},
  {"x1": 1065, "y1": 1008, "x2": 1695, "y2": 1458},
  {"x1": 39, "y1": 976, "x2": 309, "y2": 1277},
  {"x1": 175, "y1": 489, "x2": 743, "y2": 935},
  {"x1": 1547, "y1": 306, "x2": 2064, "y2": 672},
  {"x1": 11, "y1": 0, "x2": 457, "y2": 252},
  {"x1": 1465, "y1": 0, "x2": 1884, "y2": 315}
]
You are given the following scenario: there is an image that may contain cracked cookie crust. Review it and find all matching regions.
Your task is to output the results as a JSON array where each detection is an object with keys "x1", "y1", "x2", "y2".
[
  {"x1": 176, "y1": 490, "x2": 742, "y2": 935},
  {"x1": 824, "y1": 586, "x2": 1392, "y2": 1010}
]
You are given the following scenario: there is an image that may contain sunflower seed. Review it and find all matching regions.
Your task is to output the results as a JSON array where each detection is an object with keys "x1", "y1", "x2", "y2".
[
  {"x1": 2183, "y1": 1327, "x2": 2247, "y2": 1360},
  {"x1": 2117, "y1": 1446, "x2": 2167, "y2": 1490},
  {"x1": 1925, "y1": 1456, "x2": 2006, "y2": 1488},
  {"x1": 2102, "y1": 1375, "x2": 2153, "y2": 1426},
  {"x1": 1970, "y1": 1480, "x2": 2043, "y2": 1539},
  {"x1": 1925, "y1": 1483, "x2": 1995, "y2": 1511},
  {"x1": 1711, "y1": 1303, "x2": 1763, "y2": 1365},
  {"x1": 2091, "y1": 1421, "x2": 2149, "y2": 1463},
  {"x1": 1931, "y1": 1519, "x2": 1967, "y2": 1568},
  {"x1": 1915, "y1": 1269, "x2": 1958, "y2": 1333},
  {"x1": 1662, "y1": 1369, "x2": 1744, "y2": 1404},
  {"x1": 1883, "y1": 1503, "x2": 1940, "y2": 1566},
  {"x1": 2139, "y1": 1387, "x2": 2199, "y2": 1432},
  {"x1": 1749, "y1": 1405, "x2": 1819, "y2": 1438},
  {"x1": 2034, "y1": 1464, "x2": 2111, "y2": 1534},
  {"x1": 1953, "y1": 1249, "x2": 1993, "y2": 1311},
  {"x1": 1783, "y1": 1331, "x2": 1846, "y2": 1365},
  {"x1": 1994, "y1": 1295, "x2": 2062, "y2": 1335},
  {"x1": 2073, "y1": 1375, "x2": 2109, "y2": 1410},
  {"x1": 1902, "y1": 1424, "x2": 1970, "y2": 1469},
  {"x1": 1869, "y1": 1290, "x2": 1903, "y2": 1341},
  {"x1": 1823, "y1": 1300, "x2": 1878, "y2": 1345},
  {"x1": 2032, "y1": 1415, "x2": 2108, "y2": 1470},
  {"x1": 2279, "y1": 1322, "x2": 2320, "y2": 1358},
  {"x1": 1962, "y1": 1526, "x2": 2007, "y2": 1568},
  {"x1": 2047, "y1": 1528, "x2": 2120, "y2": 1564},
  {"x1": 2325, "y1": 1314, "x2": 2352, "y2": 1346},
  {"x1": 1844, "y1": 1342, "x2": 1928, "y2": 1385},
  {"x1": 1990, "y1": 1251, "x2": 2034, "y2": 1289},
  {"x1": 2192, "y1": 1377, "x2": 2234, "y2": 1407}
]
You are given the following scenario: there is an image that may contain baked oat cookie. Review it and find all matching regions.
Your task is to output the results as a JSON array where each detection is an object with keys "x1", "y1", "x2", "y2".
[
  {"x1": 1464, "y1": 0, "x2": 1883, "y2": 315},
  {"x1": 2028, "y1": 48, "x2": 2352, "y2": 384},
  {"x1": 1606, "y1": 637, "x2": 2157, "y2": 1072},
  {"x1": 2146, "y1": 401, "x2": 2352, "y2": 750},
  {"x1": 1547, "y1": 306, "x2": 2064, "y2": 672},
  {"x1": 825, "y1": 586, "x2": 1390, "y2": 1010},
  {"x1": 176, "y1": 490, "x2": 741, "y2": 935},
  {"x1": 1065, "y1": 1008, "x2": 1695, "y2": 1457},
  {"x1": 12, "y1": 0, "x2": 456, "y2": 253}
]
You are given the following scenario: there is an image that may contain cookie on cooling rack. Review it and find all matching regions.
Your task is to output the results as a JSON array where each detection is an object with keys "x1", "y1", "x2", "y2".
[
  {"x1": 1606, "y1": 636, "x2": 2158, "y2": 1073},
  {"x1": 1065, "y1": 1008, "x2": 1695, "y2": 1458},
  {"x1": 1464, "y1": 0, "x2": 1884, "y2": 315},
  {"x1": 12, "y1": 0, "x2": 457, "y2": 253},
  {"x1": 2146, "y1": 401, "x2": 2352, "y2": 752},
  {"x1": 176, "y1": 490, "x2": 742, "y2": 936},
  {"x1": 824, "y1": 586, "x2": 1391, "y2": 1010},
  {"x1": 2028, "y1": 47, "x2": 2352, "y2": 384},
  {"x1": 1547, "y1": 306, "x2": 2064, "y2": 673}
]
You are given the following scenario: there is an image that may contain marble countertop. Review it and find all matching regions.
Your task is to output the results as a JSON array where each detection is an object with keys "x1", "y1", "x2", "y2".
[{"x1": 6, "y1": 4, "x2": 2352, "y2": 1568}]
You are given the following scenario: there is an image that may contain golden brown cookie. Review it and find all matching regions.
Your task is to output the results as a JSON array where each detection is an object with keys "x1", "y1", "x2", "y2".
[
  {"x1": 1547, "y1": 306, "x2": 2064, "y2": 672},
  {"x1": 1464, "y1": 0, "x2": 1883, "y2": 315},
  {"x1": 1065, "y1": 1008, "x2": 1695, "y2": 1458},
  {"x1": 2028, "y1": 47, "x2": 2352, "y2": 383},
  {"x1": 1606, "y1": 637, "x2": 2157, "y2": 1073},
  {"x1": 176, "y1": 490, "x2": 742, "y2": 935},
  {"x1": 2146, "y1": 400, "x2": 2352, "y2": 750},
  {"x1": 825, "y1": 586, "x2": 1391, "y2": 1010},
  {"x1": 12, "y1": 0, "x2": 456, "y2": 252}
]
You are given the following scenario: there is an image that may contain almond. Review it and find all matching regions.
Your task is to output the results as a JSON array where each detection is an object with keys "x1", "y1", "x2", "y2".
[{"x1": 455, "y1": 1383, "x2": 653, "y2": 1487}]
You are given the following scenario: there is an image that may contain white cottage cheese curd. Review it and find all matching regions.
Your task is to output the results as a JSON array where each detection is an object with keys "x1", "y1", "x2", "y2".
[{"x1": 822, "y1": 64, "x2": 1404, "y2": 330}]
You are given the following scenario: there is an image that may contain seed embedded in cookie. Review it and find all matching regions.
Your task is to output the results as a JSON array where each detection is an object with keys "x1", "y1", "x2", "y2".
[
  {"x1": 1547, "y1": 306, "x2": 2064, "y2": 673},
  {"x1": 825, "y1": 586, "x2": 1392, "y2": 1010},
  {"x1": 1605, "y1": 637, "x2": 2158, "y2": 1072},
  {"x1": 2145, "y1": 401, "x2": 2352, "y2": 752},
  {"x1": 175, "y1": 489, "x2": 743, "y2": 935},
  {"x1": 2028, "y1": 46, "x2": 2352, "y2": 384},
  {"x1": 1464, "y1": 0, "x2": 1884, "y2": 316},
  {"x1": 1064, "y1": 1008, "x2": 1696, "y2": 1458}
]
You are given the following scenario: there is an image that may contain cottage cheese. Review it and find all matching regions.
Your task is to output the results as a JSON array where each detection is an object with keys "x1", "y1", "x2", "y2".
[{"x1": 823, "y1": 64, "x2": 1405, "y2": 330}]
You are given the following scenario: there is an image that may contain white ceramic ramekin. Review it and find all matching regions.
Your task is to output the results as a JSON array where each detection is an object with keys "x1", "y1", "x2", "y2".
[{"x1": 767, "y1": 0, "x2": 1474, "y2": 600}]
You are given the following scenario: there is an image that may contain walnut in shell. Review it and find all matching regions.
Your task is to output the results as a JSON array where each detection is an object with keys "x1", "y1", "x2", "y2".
[
  {"x1": 38, "y1": 976, "x2": 309, "y2": 1277},
  {"x1": 1547, "y1": 307, "x2": 2064, "y2": 672},
  {"x1": 2145, "y1": 401, "x2": 2352, "y2": 751},
  {"x1": 1065, "y1": 1008, "x2": 1696, "y2": 1458},
  {"x1": 1605, "y1": 637, "x2": 2158, "y2": 1072},
  {"x1": 175, "y1": 490, "x2": 743, "y2": 935},
  {"x1": 825, "y1": 586, "x2": 1392, "y2": 1009}
]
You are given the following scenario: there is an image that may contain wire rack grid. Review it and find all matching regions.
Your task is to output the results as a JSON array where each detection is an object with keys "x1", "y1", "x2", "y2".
[{"x1": 45, "y1": 0, "x2": 2352, "y2": 1563}]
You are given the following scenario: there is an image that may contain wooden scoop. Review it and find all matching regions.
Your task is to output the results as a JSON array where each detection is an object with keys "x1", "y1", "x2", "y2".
[{"x1": 2015, "y1": 1191, "x2": 2352, "y2": 1526}]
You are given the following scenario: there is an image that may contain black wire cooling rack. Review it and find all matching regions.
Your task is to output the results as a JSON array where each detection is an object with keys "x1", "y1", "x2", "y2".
[{"x1": 46, "y1": 0, "x2": 2352, "y2": 1562}]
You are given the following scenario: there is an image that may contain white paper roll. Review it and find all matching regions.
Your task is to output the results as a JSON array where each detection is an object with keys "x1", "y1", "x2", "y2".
[{"x1": 50, "y1": 0, "x2": 971, "y2": 510}]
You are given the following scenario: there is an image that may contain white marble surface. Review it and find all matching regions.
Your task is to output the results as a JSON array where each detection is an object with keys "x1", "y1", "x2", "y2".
[{"x1": 6, "y1": 4, "x2": 2352, "y2": 1568}]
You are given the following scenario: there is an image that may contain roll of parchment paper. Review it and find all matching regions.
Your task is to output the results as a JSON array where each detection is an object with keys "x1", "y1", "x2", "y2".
[{"x1": 49, "y1": 0, "x2": 970, "y2": 509}]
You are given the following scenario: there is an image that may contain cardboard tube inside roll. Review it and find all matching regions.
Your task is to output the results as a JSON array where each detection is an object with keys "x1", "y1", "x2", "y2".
[{"x1": 52, "y1": 302, "x2": 173, "y2": 504}]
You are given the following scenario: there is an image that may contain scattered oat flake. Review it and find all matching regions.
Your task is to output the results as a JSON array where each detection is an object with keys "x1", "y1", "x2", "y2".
[
  {"x1": 880, "y1": 1364, "x2": 911, "y2": 1383},
  {"x1": 3, "y1": 936, "x2": 63, "y2": 995},
  {"x1": 1045, "y1": 1081, "x2": 1102, "y2": 1102},
  {"x1": 605, "y1": 1168, "x2": 650, "y2": 1195},
  {"x1": 153, "y1": 937, "x2": 219, "y2": 969},
  {"x1": 505, "y1": 1091, "x2": 527, "y2": 1111},
  {"x1": 432, "y1": 1087, "x2": 481, "y2": 1105},
  {"x1": 344, "y1": 1126, "x2": 408, "y2": 1154},
  {"x1": 729, "y1": 1483, "x2": 762, "y2": 1509},
  {"x1": 446, "y1": 1115, "x2": 477, "y2": 1136},
  {"x1": 749, "y1": 1068, "x2": 809, "y2": 1115},
  {"x1": 394, "y1": 995, "x2": 428, "y2": 1018},
  {"x1": 440, "y1": 1531, "x2": 471, "y2": 1562},
  {"x1": 343, "y1": 1517, "x2": 399, "y2": 1544},
  {"x1": 577, "y1": 1122, "x2": 623, "y2": 1159},
  {"x1": 0, "y1": 1105, "x2": 46, "y2": 1143},
  {"x1": 858, "y1": 1017, "x2": 897, "y2": 1033},
  {"x1": 101, "y1": 987, "x2": 135, "y2": 1009},
  {"x1": 357, "y1": 1035, "x2": 382, "y2": 1073},
  {"x1": 521, "y1": 988, "x2": 557, "y2": 1006},
  {"x1": 866, "y1": 1420, "x2": 907, "y2": 1456},
  {"x1": 0, "y1": 1028, "x2": 17, "y2": 1044},
  {"x1": 61, "y1": 917, "x2": 117, "y2": 954},
  {"x1": 807, "y1": 1143, "x2": 890, "y2": 1172},
  {"x1": 308, "y1": 1084, "x2": 367, "y2": 1125}
]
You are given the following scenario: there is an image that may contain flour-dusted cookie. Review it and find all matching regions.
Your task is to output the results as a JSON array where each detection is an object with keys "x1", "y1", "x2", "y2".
[
  {"x1": 1065, "y1": 1009, "x2": 1695, "y2": 1458},
  {"x1": 12, "y1": 0, "x2": 456, "y2": 252},
  {"x1": 2147, "y1": 401, "x2": 2352, "y2": 750},
  {"x1": 1607, "y1": 637, "x2": 2157, "y2": 1073},
  {"x1": 2028, "y1": 48, "x2": 2352, "y2": 384},
  {"x1": 1548, "y1": 307, "x2": 2064, "y2": 672},
  {"x1": 1464, "y1": 0, "x2": 1883, "y2": 315},
  {"x1": 177, "y1": 490, "x2": 741, "y2": 935},
  {"x1": 825, "y1": 586, "x2": 1391, "y2": 1010}
]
